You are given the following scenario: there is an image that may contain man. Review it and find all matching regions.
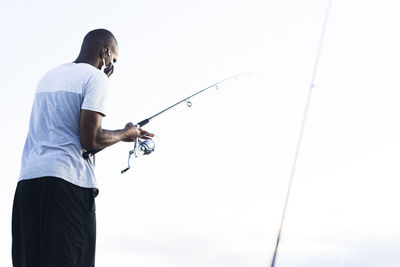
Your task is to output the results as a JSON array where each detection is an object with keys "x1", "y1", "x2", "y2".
[{"x1": 12, "y1": 29, "x2": 153, "y2": 267}]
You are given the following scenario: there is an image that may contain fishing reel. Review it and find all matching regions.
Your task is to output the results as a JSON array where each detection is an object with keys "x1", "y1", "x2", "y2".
[
  {"x1": 136, "y1": 138, "x2": 155, "y2": 156},
  {"x1": 121, "y1": 135, "x2": 156, "y2": 173}
]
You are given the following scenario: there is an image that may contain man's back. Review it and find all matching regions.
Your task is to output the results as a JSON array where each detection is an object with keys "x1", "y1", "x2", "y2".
[{"x1": 20, "y1": 62, "x2": 109, "y2": 188}]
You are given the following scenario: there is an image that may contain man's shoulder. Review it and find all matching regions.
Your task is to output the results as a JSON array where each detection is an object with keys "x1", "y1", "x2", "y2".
[{"x1": 36, "y1": 63, "x2": 104, "y2": 94}]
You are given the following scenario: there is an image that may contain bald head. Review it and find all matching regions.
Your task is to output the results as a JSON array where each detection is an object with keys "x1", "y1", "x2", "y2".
[{"x1": 75, "y1": 29, "x2": 119, "y2": 71}]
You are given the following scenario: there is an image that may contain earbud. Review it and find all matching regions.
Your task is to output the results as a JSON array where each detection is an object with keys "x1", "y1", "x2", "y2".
[
  {"x1": 101, "y1": 48, "x2": 111, "y2": 58},
  {"x1": 102, "y1": 48, "x2": 114, "y2": 77}
]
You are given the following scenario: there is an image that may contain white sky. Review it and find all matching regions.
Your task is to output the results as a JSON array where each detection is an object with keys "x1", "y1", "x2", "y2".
[{"x1": 1, "y1": 0, "x2": 400, "y2": 266}]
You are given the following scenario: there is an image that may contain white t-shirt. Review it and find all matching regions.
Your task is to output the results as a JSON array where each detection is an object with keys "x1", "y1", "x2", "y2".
[{"x1": 19, "y1": 62, "x2": 109, "y2": 189}]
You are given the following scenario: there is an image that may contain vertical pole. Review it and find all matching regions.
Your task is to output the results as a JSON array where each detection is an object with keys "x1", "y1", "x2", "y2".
[{"x1": 270, "y1": 1, "x2": 333, "y2": 266}]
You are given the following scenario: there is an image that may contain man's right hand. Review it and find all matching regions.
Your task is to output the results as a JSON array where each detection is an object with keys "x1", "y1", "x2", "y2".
[{"x1": 122, "y1": 122, "x2": 141, "y2": 142}]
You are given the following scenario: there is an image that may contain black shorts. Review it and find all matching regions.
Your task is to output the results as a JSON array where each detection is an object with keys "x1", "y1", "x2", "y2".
[{"x1": 12, "y1": 177, "x2": 98, "y2": 267}]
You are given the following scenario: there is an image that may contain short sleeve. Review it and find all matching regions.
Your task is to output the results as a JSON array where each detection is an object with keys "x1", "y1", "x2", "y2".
[{"x1": 82, "y1": 72, "x2": 109, "y2": 116}]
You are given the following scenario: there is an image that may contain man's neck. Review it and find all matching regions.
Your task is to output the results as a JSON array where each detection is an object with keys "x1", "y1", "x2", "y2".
[{"x1": 74, "y1": 56, "x2": 101, "y2": 69}]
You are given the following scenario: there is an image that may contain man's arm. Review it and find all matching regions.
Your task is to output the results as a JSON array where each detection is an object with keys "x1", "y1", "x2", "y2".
[{"x1": 79, "y1": 109, "x2": 141, "y2": 150}]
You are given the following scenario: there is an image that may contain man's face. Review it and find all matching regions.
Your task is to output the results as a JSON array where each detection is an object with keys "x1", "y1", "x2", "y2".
[{"x1": 109, "y1": 43, "x2": 119, "y2": 65}]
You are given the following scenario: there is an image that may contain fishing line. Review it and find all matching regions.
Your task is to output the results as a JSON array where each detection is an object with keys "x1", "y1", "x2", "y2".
[{"x1": 270, "y1": 1, "x2": 333, "y2": 266}]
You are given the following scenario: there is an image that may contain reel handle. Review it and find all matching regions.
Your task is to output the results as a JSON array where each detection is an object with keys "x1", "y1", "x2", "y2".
[{"x1": 82, "y1": 119, "x2": 149, "y2": 159}]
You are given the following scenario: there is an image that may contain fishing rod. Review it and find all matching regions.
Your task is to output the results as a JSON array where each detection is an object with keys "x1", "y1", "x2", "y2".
[{"x1": 82, "y1": 74, "x2": 249, "y2": 161}]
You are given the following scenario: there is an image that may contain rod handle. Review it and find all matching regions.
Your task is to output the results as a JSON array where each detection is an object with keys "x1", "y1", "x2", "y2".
[
  {"x1": 83, "y1": 148, "x2": 103, "y2": 159},
  {"x1": 137, "y1": 118, "x2": 149, "y2": 127}
]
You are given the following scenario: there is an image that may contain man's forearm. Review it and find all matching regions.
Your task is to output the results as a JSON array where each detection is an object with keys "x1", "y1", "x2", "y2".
[
  {"x1": 82, "y1": 128, "x2": 127, "y2": 150},
  {"x1": 80, "y1": 110, "x2": 140, "y2": 151}
]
